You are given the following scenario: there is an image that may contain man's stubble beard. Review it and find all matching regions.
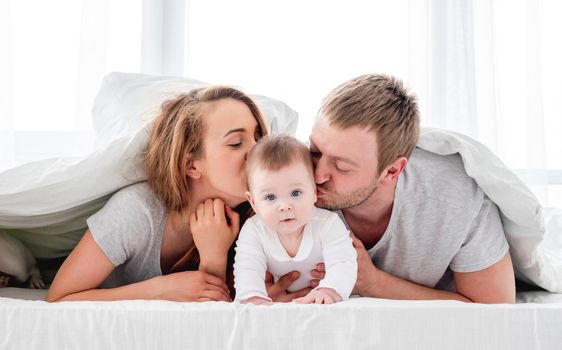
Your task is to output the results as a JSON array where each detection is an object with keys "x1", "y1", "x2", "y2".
[{"x1": 316, "y1": 181, "x2": 378, "y2": 211}]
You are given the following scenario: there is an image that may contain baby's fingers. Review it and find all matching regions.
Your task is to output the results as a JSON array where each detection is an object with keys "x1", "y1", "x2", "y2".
[{"x1": 293, "y1": 294, "x2": 313, "y2": 304}]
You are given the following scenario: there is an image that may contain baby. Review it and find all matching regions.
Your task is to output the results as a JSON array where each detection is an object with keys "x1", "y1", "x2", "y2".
[
  {"x1": 234, "y1": 134, "x2": 357, "y2": 304},
  {"x1": 0, "y1": 231, "x2": 45, "y2": 289}
]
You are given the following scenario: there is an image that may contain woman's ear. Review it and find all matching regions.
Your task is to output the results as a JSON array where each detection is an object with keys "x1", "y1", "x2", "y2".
[{"x1": 185, "y1": 157, "x2": 202, "y2": 179}]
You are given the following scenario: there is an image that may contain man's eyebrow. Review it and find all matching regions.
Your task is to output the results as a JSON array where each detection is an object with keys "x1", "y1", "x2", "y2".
[
  {"x1": 308, "y1": 138, "x2": 359, "y2": 166},
  {"x1": 224, "y1": 128, "x2": 246, "y2": 137},
  {"x1": 332, "y1": 156, "x2": 359, "y2": 167}
]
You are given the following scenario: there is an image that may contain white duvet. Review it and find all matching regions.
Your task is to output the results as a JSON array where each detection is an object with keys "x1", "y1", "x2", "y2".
[
  {"x1": 0, "y1": 73, "x2": 560, "y2": 292},
  {"x1": 418, "y1": 129, "x2": 562, "y2": 292}
]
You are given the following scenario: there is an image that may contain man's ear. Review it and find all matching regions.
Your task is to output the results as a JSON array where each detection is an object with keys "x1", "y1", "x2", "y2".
[
  {"x1": 378, "y1": 157, "x2": 408, "y2": 185},
  {"x1": 185, "y1": 157, "x2": 202, "y2": 179},
  {"x1": 246, "y1": 191, "x2": 257, "y2": 212}
]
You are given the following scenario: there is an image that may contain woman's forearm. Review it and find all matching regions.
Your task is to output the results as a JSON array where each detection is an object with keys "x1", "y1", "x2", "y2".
[
  {"x1": 47, "y1": 276, "x2": 162, "y2": 302},
  {"x1": 198, "y1": 256, "x2": 227, "y2": 282}
]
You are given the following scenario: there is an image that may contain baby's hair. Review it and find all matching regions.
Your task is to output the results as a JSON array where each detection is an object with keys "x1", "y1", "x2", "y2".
[{"x1": 245, "y1": 134, "x2": 313, "y2": 187}]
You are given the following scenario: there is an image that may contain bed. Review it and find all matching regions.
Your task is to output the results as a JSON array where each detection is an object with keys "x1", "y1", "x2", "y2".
[
  {"x1": 1, "y1": 73, "x2": 562, "y2": 349},
  {"x1": 1, "y1": 287, "x2": 562, "y2": 349}
]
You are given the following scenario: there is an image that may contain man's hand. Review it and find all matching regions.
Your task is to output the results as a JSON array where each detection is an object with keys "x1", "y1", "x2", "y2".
[
  {"x1": 309, "y1": 263, "x2": 325, "y2": 288},
  {"x1": 349, "y1": 233, "x2": 379, "y2": 297},
  {"x1": 310, "y1": 233, "x2": 378, "y2": 297},
  {"x1": 265, "y1": 271, "x2": 311, "y2": 302}
]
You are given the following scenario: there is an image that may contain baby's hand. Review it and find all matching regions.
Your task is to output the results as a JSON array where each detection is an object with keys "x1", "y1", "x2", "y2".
[
  {"x1": 293, "y1": 288, "x2": 342, "y2": 304},
  {"x1": 241, "y1": 296, "x2": 273, "y2": 305}
]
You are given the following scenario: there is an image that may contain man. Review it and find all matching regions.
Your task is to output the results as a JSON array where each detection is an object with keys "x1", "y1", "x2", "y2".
[{"x1": 303, "y1": 74, "x2": 515, "y2": 303}]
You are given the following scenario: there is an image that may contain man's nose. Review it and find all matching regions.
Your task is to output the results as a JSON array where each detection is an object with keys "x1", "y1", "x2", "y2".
[{"x1": 314, "y1": 157, "x2": 330, "y2": 184}]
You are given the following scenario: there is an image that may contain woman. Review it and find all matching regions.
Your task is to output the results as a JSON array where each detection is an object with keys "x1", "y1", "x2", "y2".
[{"x1": 47, "y1": 86, "x2": 268, "y2": 302}]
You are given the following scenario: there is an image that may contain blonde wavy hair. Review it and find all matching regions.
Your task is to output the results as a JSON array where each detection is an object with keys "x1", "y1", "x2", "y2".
[{"x1": 145, "y1": 86, "x2": 269, "y2": 212}]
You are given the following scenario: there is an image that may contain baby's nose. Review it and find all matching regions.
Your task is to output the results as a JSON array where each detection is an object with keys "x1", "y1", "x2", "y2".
[{"x1": 279, "y1": 202, "x2": 292, "y2": 211}]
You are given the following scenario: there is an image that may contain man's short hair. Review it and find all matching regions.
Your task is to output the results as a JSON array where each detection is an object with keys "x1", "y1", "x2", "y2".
[
  {"x1": 245, "y1": 134, "x2": 313, "y2": 188},
  {"x1": 320, "y1": 74, "x2": 420, "y2": 174}
]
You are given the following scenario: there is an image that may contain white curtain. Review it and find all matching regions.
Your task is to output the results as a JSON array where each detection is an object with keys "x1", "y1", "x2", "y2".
[
  {"x1": 1, "y1": 0, "x2": 560, "y2": 206},
  {"x1": 184, "y1": 0, "x2": 562, "y2": 207},
  {"x1": 0, "y1": 0, "x2": 186, "y2": 172},
  {"x1": 0, "y1": 0, "x2": 136, "y2": 171},
  {"x1": 411, "y1": 0, "x2": 562, "y2": 207}
]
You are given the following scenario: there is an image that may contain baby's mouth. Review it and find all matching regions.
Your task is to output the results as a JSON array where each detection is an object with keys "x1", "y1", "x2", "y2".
[{"x1": 280, "y1": 218, "x2": 295, "y2": 224}]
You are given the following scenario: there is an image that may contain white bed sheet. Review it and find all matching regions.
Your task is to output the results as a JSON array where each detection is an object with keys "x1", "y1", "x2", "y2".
[{"x1": 1, "y1": 288, "x2": 561, "y2": 350}]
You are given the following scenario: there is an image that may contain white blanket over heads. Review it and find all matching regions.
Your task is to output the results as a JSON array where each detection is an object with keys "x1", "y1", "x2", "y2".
[
  {"x1": 418, "y1": 128, "x2": 562, "y2": 292},
  {"x1": 0, "y1": 73, "x2": 560, "y2": 292},
  {"x1": 0, "y1": 72, "x2": 299, "y2": 258}
]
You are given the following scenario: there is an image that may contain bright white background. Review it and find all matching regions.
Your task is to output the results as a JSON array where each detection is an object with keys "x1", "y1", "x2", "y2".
[{"x1": 1, "y1": 0, "x2": 561, "y2": 207}]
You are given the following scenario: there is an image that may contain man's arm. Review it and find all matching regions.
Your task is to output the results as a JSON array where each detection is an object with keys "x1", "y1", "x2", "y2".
[
  {"x1": 349, "y1": 235, "x2": 515, "y2": 303},
  {"x1": 454, "y1": 252, "x2": 515, "y2": 303}
]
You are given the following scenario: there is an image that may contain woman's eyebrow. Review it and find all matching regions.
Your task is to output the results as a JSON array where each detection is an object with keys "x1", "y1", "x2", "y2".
[{"x1": 223, "y1": 128, "x2": 246, "y2": 137}]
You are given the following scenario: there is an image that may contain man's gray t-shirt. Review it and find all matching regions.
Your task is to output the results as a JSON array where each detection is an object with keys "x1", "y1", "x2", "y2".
[
  {"x1": 340, "y1": 147, "x2": 509, "y2": 291},
  {"x1": 86, "y1": 182, "x2": 167, "y2": 288}
]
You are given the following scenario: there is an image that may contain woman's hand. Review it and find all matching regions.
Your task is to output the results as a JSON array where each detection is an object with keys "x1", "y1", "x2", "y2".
[
  {"x1": 155, "y1": 270, "x2": 232, "y2": 302},
  {"x1": 190, "y1": 198, "x2": 240, "y2": 264}
]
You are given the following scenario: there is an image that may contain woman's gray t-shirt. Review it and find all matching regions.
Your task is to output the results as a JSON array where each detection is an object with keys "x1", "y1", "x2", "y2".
[{"x1": 86, "y1": 182, "x2": 167, "y2": 288}]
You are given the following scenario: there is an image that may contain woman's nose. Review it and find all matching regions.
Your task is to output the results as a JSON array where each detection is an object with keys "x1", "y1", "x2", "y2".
[
  {"x1": 249, "y1": 137, "x2": 257, "y2": 148},
  {"x1": 244, "y1": 138, "x2": 258, "y2": 160}
]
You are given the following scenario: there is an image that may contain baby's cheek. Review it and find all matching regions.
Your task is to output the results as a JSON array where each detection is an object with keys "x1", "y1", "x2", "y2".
[
  {"x1": 263, "y1": 213, "x2": 279, "y2": 228},
  {"x1": 301, "y1": 205, "x2": 315, "y2": 222}
]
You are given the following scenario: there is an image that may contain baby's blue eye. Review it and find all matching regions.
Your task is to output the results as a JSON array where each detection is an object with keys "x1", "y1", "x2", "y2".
[
  {"x1": 291, "y1": 190, "x2": 302, "y2": 197},
  {"x1": 265, "y1": 194, "x2": 276, "y2": 201}
]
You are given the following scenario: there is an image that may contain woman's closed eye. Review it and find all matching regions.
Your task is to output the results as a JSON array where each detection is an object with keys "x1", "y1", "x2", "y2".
[{"x1": 228, "y1": 142, "x2": 243, "y2": 148}]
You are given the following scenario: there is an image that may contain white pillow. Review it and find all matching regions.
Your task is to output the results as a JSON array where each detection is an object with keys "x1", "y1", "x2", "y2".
[
  {"x1": 418, "y1": 128, "x2": 562, "y2": 292},
  {"x1": 92, "y1": 72, "x2": 298, "y2": 147}
]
